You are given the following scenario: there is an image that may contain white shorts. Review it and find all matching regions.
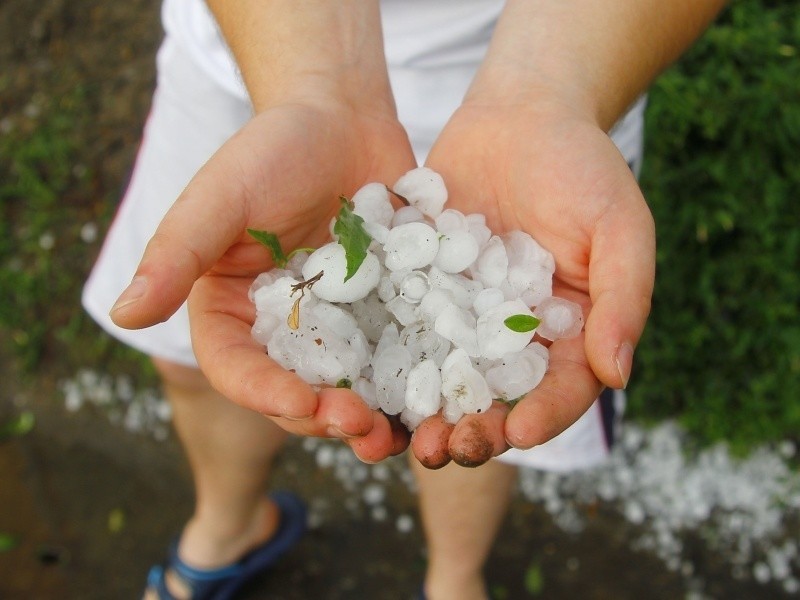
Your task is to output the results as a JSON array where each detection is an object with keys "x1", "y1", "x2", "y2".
[{"x1": 83, "y1": 23, "x2": 643, "y2": 472}]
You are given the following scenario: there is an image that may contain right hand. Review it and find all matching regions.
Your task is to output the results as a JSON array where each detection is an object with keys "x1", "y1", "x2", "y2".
[{"x1": 110, "y1": 100, "x2": 417, "y2": 462}]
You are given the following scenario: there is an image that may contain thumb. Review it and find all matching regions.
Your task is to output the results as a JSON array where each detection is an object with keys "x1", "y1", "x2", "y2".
[
  {"x1": 584, "y1": 191, "x2": 655, "y2": 389},
  {"x1": 109, "y1": 144, "x2": 249, "y2": 330}
]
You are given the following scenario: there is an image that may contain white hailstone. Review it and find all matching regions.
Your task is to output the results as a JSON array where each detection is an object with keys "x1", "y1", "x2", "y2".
[
  {"x1": 476, "y1": 299, "x2": 537, "y2": 360},
  {"x1": 400, "y1": 321, "x2": 451, "y2": 366},
  {"x1": 405, "y1": 359, "x2": 443, "y2": 417},
  {"x1": 472, "y1": 236, "x2": 508, "y2": 288},
  {"x1": 391, "y1": 205, "x2": 426, "y2": 227},
  {"x1": 466, "y1": 213, "x2": 492, "y2": 248},
  {"x1": 386, "y1": 296, "x2": 419, "y2": 326},
  {"x1": 267, "y1": 313, "x2": 361, "y2": 386},
  {"x1": 485, "y1": 344, "x2": 548, "y2": 401},
  {"x1": 372, "y1": 344, "x2": 413, "y2": 415},
  {"x1": 427, "y1": 266, "x2": 480, "y2": 309},
  {"x1": 310, "y1": 302, "x2": 359, "y2": 339},
  {"x1": 435, "y1": 208, "x2": 468, "y2": 233},
  {"x1": 351, "y1": 293, "x2": 394, "y2": 342},
  {"x1": 251, "y1": 312, "x2": 281, "y2": 346},
  {"x1": 373, "y1": 323, "x2": 400, "y2": 362},
  {"x1": 347, "y1": 329, "x2": 372, "y2": 371},
  {"x1": 383, "y1": 222, "x2": 439, "y2": 271},
  {"x1": 442, "y1": 395, "x2": 465, "y2": 424},
  {"x1": 502, "y1": 231, "x2": 555, "y2": 306},
  {"x1": 441, "y1": 348, "x2": 492, "y2": 414},
  {"x1": 302, "y1": 242, "x2": 380, "y2": 303},
  {"x1": 352, "y1": 182, "x2": 394, "y2": 227},
  {"x1": 400, "y1": 407, "x2": 427, "y2": 431},
  {"x1": 398, "y1": 271, "x2": 430, "y2": 304},
  {"x1": 252, "y1": 275, "x2": 317, "y2": 317},
  {"x1": 377, "y1": 276, "x2": 396, "y2": 303},
  {"x1": 532, "y1": 296, "x2": 584, "y2": 340},
  {"x1": 434, "y1": 230, "x2": 480, "y2": 273},
  {"x1": 80, "y1": 222, "x2": 98, "y2": 243},
  {"x1": 472, "y1": 287, "x2": 505, "y2": 316},
  {"x1": 362, "y1": 221, "x2": 389, "y2": 244},
  {"x1": 392, "y1": 166, "x2": 448, "y2": 218},
  {"x1": 415, "y1": 288, "x2": 456, "y2": 323},
  {"x1": 248, "y1": 269, "x2": 294, "y2": 302},
  {"x1": 434, "y1": 304, "x2": 479, "y2": 357}
]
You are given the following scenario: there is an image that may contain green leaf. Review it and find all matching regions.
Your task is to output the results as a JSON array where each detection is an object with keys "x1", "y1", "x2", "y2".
[
  {"x1": 524, "y1": 561, "x2": 544, "y2": 596},
  {"x1": 247, "y1": 229, "x2": 287, "y2": 267},
  {"x1": 336, "y1": 378, "x2": 352, "y2": 389},
  {"x1": 0, "y1": 411, "x2": 35, "y2": 441},
  {"x1": 503, "y1": 314, "x2": 541, "y2": 333},
  {"x1": 333, "y1": 197, "x2": 372, "y2": 282},
  {"x1": 0, "y1": 533, "x2": 17, "y2": 552}
]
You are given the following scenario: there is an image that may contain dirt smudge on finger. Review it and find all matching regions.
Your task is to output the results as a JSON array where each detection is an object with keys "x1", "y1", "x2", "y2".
[{"x1": 450, "y1": 420, "x2": 494, "y2": 467}]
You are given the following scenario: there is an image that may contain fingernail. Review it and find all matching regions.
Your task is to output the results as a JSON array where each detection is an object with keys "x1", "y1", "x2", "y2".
[
  {"x1": 110, "y1": 276, "x2": 147, "y2": 315},
  {"x1": 615, "y1": 341, "x2": 634, "y2": 389}
]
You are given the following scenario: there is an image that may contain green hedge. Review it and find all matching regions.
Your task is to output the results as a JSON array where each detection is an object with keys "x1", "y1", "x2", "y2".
[{"x1": 630, "y1": 0, "x2": 800, "y2": 451}]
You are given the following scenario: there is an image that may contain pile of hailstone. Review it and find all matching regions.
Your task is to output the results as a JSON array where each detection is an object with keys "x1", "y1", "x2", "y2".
[{"x1": 248, "y1": 167, "x2": 583, "y2": 431}]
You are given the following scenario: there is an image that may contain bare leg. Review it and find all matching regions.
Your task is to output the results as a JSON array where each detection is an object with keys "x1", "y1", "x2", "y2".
[
  {"x1": 411, "y1": 457, "x2": 518, "y2": 600},
  {"x1": 147, "y1": 358, "x2": 289, "y2": 599}
]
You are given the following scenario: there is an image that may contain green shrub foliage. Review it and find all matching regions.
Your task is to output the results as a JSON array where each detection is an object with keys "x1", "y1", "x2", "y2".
[{"x1": 631, "y1": 0, "x2": 800, "y2": 451}]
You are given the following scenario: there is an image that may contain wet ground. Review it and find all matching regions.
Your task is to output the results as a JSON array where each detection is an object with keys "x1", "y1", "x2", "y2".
[{"x1": 1, "y1": 364, "x2": 791, "y2": 600}]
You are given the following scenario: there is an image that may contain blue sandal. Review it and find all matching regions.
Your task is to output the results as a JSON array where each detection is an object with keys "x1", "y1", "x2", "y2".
[{"x1": 146, "y1": 491, "x2": 307, "y2": 600}]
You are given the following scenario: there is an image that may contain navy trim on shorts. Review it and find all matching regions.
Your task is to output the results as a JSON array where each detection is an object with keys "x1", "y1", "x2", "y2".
[{"x1": 598, "y1": 387, "x2": 617, "y2": 450}]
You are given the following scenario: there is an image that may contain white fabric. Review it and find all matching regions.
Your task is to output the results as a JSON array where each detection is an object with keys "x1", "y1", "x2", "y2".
[{"x1": 84, "y1": 0, "x2": 642, "y2": 470}]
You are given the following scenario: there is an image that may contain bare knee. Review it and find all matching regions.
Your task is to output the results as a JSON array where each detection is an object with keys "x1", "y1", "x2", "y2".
[{"x1": 151, "y1": 357, "x2": 211, "y2": 392}]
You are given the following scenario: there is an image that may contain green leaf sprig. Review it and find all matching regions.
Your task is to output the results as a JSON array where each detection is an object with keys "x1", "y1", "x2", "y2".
[
  {"x1": 503, "y1": 314, "x2": 541, "y2": 333},
  {"x1": 333, "y1": 196, "x2": 372, "y2": 282},
  {"x1": 247, "y1": 229, "x2": 314, "y2": 268}
]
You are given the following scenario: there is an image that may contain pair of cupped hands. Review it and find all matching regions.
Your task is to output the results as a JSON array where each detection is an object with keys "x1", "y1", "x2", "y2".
[{"x1": 110, "y1": 95, "x2": 654, "y2": 469}]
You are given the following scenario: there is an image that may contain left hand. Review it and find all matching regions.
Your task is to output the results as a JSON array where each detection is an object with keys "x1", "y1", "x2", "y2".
[{"x1": 409, "y1": 99, "x2": 655, "y2": 468}]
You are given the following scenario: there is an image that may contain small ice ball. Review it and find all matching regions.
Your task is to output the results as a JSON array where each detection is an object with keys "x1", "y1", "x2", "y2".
[
  {"x1": 252, "y1": 275, "x2": 316, "y2": 317},
  {"x1": 352, "y1": 377, "x2": 379, "y2": 410},
  {"x1": 302, "y1": 242, "x2": 380, "y2": 303},
  {"x1": 352, "y1": 182, "x2": 394, "y2": 227},
  {"x1": 399, "y1": 271, "x2": 430, "y2": 304},
  {"x1": 502, "y1": 230, "x2": 555, "y2": 273},
  {"x1": 405, "y1": 359, "x2": 443, "y2": 417},
  {"x1": 400, "y1": 321, "x2": 451, "y2": 366},
  {"x1": 427, "y1": 266, "x2": 482, "y2": 309},
  {"x1": 473, "y1": 236, "x2": 508, "y2": 288},
  {"x1": 400, "y1": 407, "x2": 427, "y2": 431},
  {"x1": 310, "y1": 302, "x2": 359, "y2": 339},
  {"x1": 504, "y1": 264, "x2": 553, "y2": 307},
  {"x1": 285, "y1": 251, "x2": 309, "y2": 278},
  {"x1": 466, "y1": 213, "x2": 492, "y2": 248},
  {"x1": 485, "y1": 344, "x2": 548, "y2": 401},
  {"x1": 434, "y1": 230, "x2": 480, "y2": 274},
  {"x1": 383, "y1": 222, "x2": 439, "y2": 271},
  {"x1": 416, "y1": 288, "x2": 456, "y2": 323},
  {"x1": 386, "y1": 296, "x2": 419, "y2": 326},
  {"x1": 476, "y1": 299, "x2": 537, "y2": 360},
  {"x1": 533, "y1": 296, "x2": 584, "y2": 340},
  {"x1": 351, "y1": 293, "x2": 394, "y2": 342},
  {"x1": 373, "y1": 344, "x2": 413, "y2": 415},
  {"x1": 472, "y1": 287, "x2": 505, "y2": 316},
  {"x1": 362, "y1": 221, "x2": 389, "y2": 244},
  {"x1": 373, "y1": 323, "x2": 400, "y2": 362},
  {"x1": 248, "y1": 269, "x2": 294, "y2": 303},
  {"x1": 441, "y1": 348, "x2": 492, "y2": 414},
  {"x1": 435, "y1": 208, "x2": 468, "y2": 234},
  {"x1": 442, "y1": 396, "x2": 465, "y2": 424},
  {"x1": 434, "y1": 303, "x2": 479, "y2": 357},
  {"x1": 393, "y1": 167, "x2": 448, "y2": 218},
  {"x1": 391, "y1": 205, "x2": 426, "y2": 227},
  {"x1": 377, "y1": 276, "x2": 396, "y2": 303}
]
